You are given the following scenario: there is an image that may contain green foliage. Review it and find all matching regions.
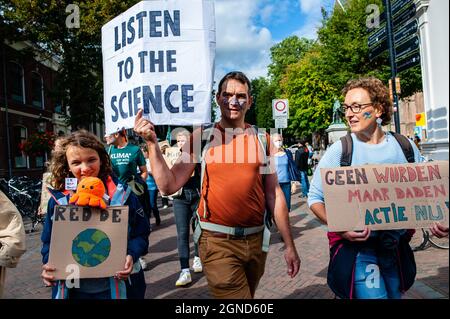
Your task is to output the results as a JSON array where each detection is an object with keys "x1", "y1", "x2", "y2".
[
  {"x1": 268, "y1": 36, "x2": 313, "y2": 85},
  {"x1": 251, "y1": 77, "x2": 276, "y2": 129},
  {"x1": 316, "y1": 0, "x2": 422, "y2": 98},
  {"x1": 280, "y1": 51, "x2": 338, "y2": 138},
  {"x1": 252, "y1": 0, "x2": 423, "y2": 141}
]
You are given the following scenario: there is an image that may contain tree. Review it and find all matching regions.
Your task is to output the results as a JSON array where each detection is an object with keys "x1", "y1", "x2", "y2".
[
  {"x1": 251, "y1": 77, "x2": 276, "y2": 129},
  {"x1": 268, "y1": 36, "x2": 313, "y2": 94},
  {"x1": 1, "y1": 0, "x2": 140, "y2": 130},
  {"x1": 316, "y1": 0, "x2": 422, "y2": 98},
  {"x1": 280, "y1": 50, "x2": 338, "y2": 138}
]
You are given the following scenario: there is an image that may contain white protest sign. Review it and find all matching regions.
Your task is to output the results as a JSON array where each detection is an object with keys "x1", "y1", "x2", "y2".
[
  {"x1": 102, "y1": 0, "x2": 216, "y2": 134},
  {"x1": 322, "y1": 161, "x2": 449, "y2": 232},
  {"x1": 272, "y1": 99, "x2": 289, "y2": 118}
]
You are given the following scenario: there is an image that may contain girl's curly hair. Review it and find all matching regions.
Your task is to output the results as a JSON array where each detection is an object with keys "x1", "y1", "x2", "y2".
[
  {"x1": 48, "y1": 130, "x2": 112, "y2": 191},
  {"x1": 342, "y1": 77, "x2": 393, "y2": 126}
]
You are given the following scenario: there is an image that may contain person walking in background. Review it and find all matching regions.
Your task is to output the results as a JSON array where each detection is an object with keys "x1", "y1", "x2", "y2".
[
  {"x1": 294, "y1": 141, "x2": 310, "y2": 198},
  {"x1": 272, "y1": 133, "x2": 300, "y2": 212},
  {"x1": 159, "y1": 141, "x2": 171, "y2": 209},
  {"x1": 142, "y1": 145, "x2": 161, "y2": 227},
  {"x1": 0, "y1": 189, "x2": 26, "y2": 298},
  {"x1": 413, "y1": 135, "x2": 421, "y2": 150},
  {"x1": 172, "y1": 129, "x2": 203, "y2": 287},
  {"x1": 305, "y1": 141, "x2": 314, "y2": 167},
  {"x1": 107, "y1": 128, "x2": 151, "y2": 270}
]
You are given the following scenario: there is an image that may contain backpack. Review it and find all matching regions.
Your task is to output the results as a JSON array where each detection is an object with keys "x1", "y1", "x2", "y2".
[
  {"x1": 193, "y1": 124, "x2": 272, "y2": 252},
  {"x1": 327, "y1": 131, "x2": 417, "y2": 299},
  {"x1": 339, "y1": 131, "x2": 415, "y2": 166}
]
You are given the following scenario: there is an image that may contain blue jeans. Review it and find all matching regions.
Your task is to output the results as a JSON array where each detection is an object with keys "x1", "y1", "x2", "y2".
[
  {"x1": 148, "y1": 188, "x2": 160, "y2": 219},
  {"x1": 279, "y1": 182, "x2": 292, "y2": 211},
  {"x1": 299, "y1": 170, "x2": 310, "y2": 197},
  {"x1": 173, "y1": 188, "x2": 200, "y2": 269},
  {"x1": 354, "y1": 248, "x2": 402, "y2": 299}
]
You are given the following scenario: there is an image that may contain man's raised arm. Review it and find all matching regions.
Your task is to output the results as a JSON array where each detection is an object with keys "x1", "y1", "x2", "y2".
[{"x1": 134, "y1": 109, "x2": 195, "y2": 194}]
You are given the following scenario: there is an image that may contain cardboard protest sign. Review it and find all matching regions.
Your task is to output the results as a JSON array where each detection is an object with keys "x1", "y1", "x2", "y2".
[
  {"x1": 102, "y1": 0, "x2": 216, "y2": 134},
  {"x1": 48, "y1": 205, "x2": 128, "y2": 280},
  {"x1": 322, "y1": 161, "x2": 449, "y2": 232},
  {"x1": 163, "y1": 146, "x2": 181, "y2": 168},
  {"x1": 38, "y1": 172, "x2": 52, "y2": 215}
]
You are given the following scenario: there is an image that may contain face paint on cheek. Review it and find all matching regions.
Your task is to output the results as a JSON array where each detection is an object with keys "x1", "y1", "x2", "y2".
[{"x1": 363, "y1": 112, "x2": 372, "y2": 119}]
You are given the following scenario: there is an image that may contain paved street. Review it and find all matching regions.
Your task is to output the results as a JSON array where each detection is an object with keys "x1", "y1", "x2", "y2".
[{"x1": 3, "y1": 190, "x2": 448, "y2": 299}]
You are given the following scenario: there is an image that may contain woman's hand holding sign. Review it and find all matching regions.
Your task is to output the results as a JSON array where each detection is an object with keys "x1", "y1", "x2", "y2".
[
  {"x1": 134, "y1": 109, "x2": 157, "y2": 143},
  {"x1": 339, "y1": 227, "x2": 371, "y2": 242}
]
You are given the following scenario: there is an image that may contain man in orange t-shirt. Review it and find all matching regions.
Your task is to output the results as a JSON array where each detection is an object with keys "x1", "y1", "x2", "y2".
[{"x1": 134, "y1": 71, "x2": 301, "y2": 299}]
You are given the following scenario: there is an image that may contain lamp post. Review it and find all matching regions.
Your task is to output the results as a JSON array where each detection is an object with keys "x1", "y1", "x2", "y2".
[
  {"x1": 34, "y1": 114, "x2": 50, "y2": 164},
  {"x1": 35, "y1": 114, "x2": 48, "y2": 133},
  {"x1": 2, "y1": 44, "x2": 13, "y2": 178}
]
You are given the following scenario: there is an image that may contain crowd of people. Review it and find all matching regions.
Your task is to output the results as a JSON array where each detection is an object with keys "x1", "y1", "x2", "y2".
[{"x1": 0, "y1": 72, "x2": 448, "y2": 300}]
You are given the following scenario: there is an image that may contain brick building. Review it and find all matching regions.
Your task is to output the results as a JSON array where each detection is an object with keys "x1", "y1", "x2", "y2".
[{"x1": 0, "y1": 41, "x2": 70, "y2": 179}]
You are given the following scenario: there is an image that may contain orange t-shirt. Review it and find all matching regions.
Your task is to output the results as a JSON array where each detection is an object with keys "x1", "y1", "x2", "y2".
[{"x1": 198, "y1": 124, "x2": 269, "y2": 227}]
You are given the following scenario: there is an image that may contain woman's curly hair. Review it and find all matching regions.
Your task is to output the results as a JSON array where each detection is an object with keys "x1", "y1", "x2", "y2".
[
  {"x1": 48, "y1": 130, "x2": 112, "y2": 191},
  {"x1": 342, "y1": 77, "x2": 393, "y2": 126}
]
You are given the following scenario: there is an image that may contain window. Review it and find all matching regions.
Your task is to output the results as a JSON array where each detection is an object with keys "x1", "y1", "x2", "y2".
[
  {"x1": 13, "y1": 125, "x2": 28, "y2": 168},
  {"x1": 9, "y1": 62, "x2": 25, "y2": 103},
  {"x1": 31, "y1": 72, "x2": 44, "y2": 108},
  {"x1": 55, "y1": 101, "x2": 66, "y2": 114}
]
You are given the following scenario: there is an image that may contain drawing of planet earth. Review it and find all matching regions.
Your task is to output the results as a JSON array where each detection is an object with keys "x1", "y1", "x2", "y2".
[{"x1": 72, "y1": 228, "x2": 111, "y2": 267}]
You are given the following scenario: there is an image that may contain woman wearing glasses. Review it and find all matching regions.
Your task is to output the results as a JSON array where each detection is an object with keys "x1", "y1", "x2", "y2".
[{"x1": 307, "y1": 77, "x2": 421, "y2": 299}]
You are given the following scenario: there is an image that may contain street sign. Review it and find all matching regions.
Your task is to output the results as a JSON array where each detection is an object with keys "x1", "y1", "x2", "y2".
[
  {"x1": 383, "y1": 0, "x2": 413, "y2": 22},
  {"x1": 369, "y1": 18, "x2": 418, "y2": 49},
  {"x1": 392, "y1": 3, "x2": 416, "y2": 28},
  {"x1": 395, "y1": 35, "x2": 419, "y2": 60},
  {"x1": 368, "y1": 24, "x2": 387, "y2": 47},
  {"x1": 272, "y1": 99, "x2": 289, "y2": 118},
  {"x1": 394, "y1": 19, "x2": 418, "y2": 44},
  {"x1": 369, "y1": 40, "x2": 388, "y2": 60},
  {"x1": 371, "y1": 0, "x2": 414, "y2": 32},
  {"x1": 396, "y1": 51, "x2": 421, "y2": 73},
  {"x1": 274, "y1": 117, "x2": 288, "y2": 129}
]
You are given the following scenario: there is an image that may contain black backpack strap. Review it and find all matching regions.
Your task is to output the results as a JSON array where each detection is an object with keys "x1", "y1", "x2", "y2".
[
  {"x1": 390, "y1": 131, "x2": 415, "y2": 163},
  {"x1": 339, "y1": 132, "x2": 353, "y2": 167}
]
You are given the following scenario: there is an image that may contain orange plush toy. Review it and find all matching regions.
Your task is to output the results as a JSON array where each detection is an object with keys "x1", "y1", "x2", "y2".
[{"x1": 69, "y1": 177, "x2": 107, "y2": 209}]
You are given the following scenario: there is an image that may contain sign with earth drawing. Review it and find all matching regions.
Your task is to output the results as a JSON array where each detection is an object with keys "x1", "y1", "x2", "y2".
[{"x1": 48, "y1": 205, "x2": 129, "y2": 280}]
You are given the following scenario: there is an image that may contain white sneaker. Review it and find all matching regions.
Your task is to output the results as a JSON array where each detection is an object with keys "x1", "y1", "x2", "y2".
[
  {"x1": 192, "y1": 256, "x2": 203, "y2": 273},
  {"x1": 139, "y1": 257, "x2": 147, "y2": 270},
  {"x1": 175, "y1": 270, "x2": 192, "y2": 286},
  {"x1": 162, "y1": 205, "x2": 169, "y2": 209}
]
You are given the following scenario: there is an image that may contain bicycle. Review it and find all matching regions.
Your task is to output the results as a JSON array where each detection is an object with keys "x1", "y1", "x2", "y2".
[
  {"x1": 0, "y1": 177, "x2": 44, "y2": 233},
  {"x1": 412, "y1": 228, "x2": 449, "y2": 251}
]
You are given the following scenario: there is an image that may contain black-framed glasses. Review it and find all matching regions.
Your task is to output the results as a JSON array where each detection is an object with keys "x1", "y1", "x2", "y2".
[{"x1": 341, "y1": 103, "x2": 373, "y2": 114}]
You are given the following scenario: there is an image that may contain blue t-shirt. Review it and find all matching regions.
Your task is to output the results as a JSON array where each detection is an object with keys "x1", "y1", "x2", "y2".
[{"x1": 275, "y1": 153, "x2": 290, "y2": 183}]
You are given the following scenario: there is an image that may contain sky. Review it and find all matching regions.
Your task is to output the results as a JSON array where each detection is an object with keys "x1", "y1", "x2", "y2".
[{"x1": 213, "y1": 0, "x2": 336, "y2": 83}]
